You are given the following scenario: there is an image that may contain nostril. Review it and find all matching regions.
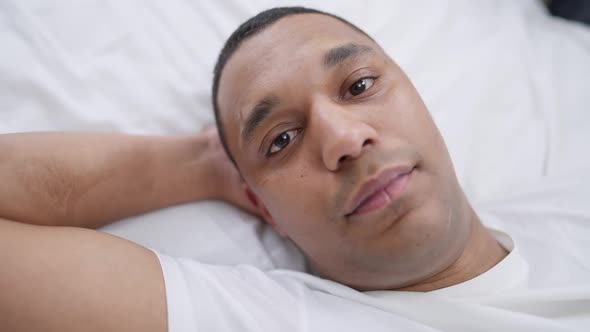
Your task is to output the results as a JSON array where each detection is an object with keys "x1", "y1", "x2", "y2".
[{"x1": 336, "y1": 139, "x2": 373, "y2": 167}]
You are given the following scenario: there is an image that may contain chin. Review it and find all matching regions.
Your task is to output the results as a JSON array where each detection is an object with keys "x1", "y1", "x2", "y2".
[{"x1": 364, "y1": 207, "x2": 470, "y2": 290}]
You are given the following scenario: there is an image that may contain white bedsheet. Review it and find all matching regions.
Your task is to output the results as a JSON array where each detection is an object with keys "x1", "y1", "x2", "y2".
[
  {"x1": 2, "y1": 0, "x2": 588, "y2": 268},
  {"x1": 1, "y1": 0, "x2": 590, "y2": 330}
]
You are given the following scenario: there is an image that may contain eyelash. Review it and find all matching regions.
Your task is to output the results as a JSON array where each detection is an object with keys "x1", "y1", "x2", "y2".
[{"x1": 264, "y1": 76, "x2": 377, "y2": 157}]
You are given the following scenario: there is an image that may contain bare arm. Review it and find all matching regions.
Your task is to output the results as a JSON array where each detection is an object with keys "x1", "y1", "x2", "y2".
[
  {"x1": 0, "y1": 130, "x2": 249, "y2": 228},
  {"x1": 0, "y1": 129, "x2": 254, "y2": 331},
  {"x1": 0, "y1": 217, "x2": 167, "y2": 332}
]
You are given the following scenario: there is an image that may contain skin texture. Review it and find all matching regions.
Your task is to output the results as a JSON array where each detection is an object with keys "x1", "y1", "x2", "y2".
[
  {"x1": 0, "y1": 131, "x2": 255, "y2": 228},
  {"x1": 217, "y1": 13, "x2": 506, "y2": 290},
  {"x1": 0, "y1": 218, "x2": 167, "y2": 332},
  {"x1": 0, "y1": 131, "x2": 255, "y2": 332}
]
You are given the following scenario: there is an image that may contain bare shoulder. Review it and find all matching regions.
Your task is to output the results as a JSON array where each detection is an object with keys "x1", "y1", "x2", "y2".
[{"x1": 0, "y1": 218, "x2": 167, "y2": 332}]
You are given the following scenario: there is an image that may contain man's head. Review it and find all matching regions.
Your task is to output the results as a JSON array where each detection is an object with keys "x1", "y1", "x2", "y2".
[{"x1": 212, "y1": 7, "x2": 473, "y2": 290}]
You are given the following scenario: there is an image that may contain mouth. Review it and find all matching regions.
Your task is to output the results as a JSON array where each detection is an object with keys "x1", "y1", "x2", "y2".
[{"x1": 345, "y1": 165, "x2": 415, "y2": 218}]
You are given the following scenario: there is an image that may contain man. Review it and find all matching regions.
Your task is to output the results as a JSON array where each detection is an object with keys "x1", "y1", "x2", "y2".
[
  {"x1": 211, "y1": 6, "x2": 509, "y2": 292},
  {"x1": 1, "y1": 6, "x2": 588, "y2": 332}
]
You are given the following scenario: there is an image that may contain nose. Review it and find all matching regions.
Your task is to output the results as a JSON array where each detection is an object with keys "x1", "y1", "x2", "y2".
[{"x1": 311, "y1": 100, "x2": 378, "y2": 171}]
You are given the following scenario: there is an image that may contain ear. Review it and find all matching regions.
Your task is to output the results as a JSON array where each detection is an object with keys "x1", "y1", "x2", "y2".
[{"x1": 243, "y1": 185, "x2": 287, "y2": 237}]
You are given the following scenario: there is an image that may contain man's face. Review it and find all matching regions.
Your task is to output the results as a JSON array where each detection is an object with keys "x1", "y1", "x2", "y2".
[{"x1": 217, "y1": 14, "x2": 471, "y2": 290}]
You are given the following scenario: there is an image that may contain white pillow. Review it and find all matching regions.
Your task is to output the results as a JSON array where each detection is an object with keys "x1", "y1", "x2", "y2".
[{"x1": 100, "y1": 201, "x2": 306, "y2": 270}]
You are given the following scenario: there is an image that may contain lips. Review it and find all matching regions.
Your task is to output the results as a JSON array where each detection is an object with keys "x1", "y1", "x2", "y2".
[{"x1": 346, "y1": 165, "x2": 415, "y2": 217}]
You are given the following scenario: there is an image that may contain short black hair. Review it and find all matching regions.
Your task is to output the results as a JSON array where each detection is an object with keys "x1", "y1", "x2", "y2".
[{"x1": 211, "y1": 6, "x2": 373, "y2": 165}]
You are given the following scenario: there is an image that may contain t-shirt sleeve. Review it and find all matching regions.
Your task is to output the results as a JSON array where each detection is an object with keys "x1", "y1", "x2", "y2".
[{"x1": 153, "y1": 251, "x2": 304, "y2": 332}]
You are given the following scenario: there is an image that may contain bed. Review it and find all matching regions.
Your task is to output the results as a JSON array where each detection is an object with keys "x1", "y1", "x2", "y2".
[{"x1": 1, "y1": 0, "x2": 589, "y2": 330}]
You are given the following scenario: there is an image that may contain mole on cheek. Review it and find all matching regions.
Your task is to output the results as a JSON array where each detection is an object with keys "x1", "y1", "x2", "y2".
[
  {"x1": 298, "y1": 169, "x2": 308, "y2": 179},
  {"x1": 297, "y1": 164, "x2": 310, "y2": 179}
]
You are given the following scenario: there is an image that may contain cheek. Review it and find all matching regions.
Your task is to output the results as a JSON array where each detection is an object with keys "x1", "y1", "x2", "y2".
[
  {"x1": 256, "y1": 171, "x2": 327, "y2": 230},
  {"x1": 384, "y1": 88, "x2": 449, "y2": 165},
  {"x1": 369, "y1": 81, "x2": 423, "y2": 134}
]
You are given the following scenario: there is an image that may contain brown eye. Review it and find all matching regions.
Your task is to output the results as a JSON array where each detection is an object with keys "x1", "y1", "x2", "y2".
[
  {"x1": 268, "y1": 129, "x2": 301, "y2": 156},
  {"x1": 345, "y1": 77, "x2": 375, "y2": 99},
  {"x1": 350, "y1": 80, "x2": 367, "y2": 95},
  {"x1": 274, "y1": 133, "x2": 290, "y2": 149}
]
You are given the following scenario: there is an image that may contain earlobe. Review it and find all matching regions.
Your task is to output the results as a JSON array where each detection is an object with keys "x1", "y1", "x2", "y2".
[{"x1": 243, "y1": 186, "x2": 287, "y2": 237}]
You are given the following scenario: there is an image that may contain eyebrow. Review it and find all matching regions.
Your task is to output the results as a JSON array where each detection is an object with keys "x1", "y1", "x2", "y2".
[
  {"x1": 241, "y1": 95, "x2": 280, "y2": 144},
  {"x1": 322, "y1": 43, "x2": 374, "y2": 68}
]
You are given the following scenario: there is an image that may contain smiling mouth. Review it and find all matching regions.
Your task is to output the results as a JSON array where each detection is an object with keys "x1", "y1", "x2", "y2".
[{"x1": 346, "y1": 166, "x2": 415, "y2": 217}]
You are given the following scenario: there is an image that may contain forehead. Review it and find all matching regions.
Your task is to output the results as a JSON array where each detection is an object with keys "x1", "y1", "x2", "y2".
[{"x1": 217, "y1": 13, "x2": 377, "y2": 152}]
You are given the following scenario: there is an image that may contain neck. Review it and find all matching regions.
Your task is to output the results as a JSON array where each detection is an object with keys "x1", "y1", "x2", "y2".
[{"x1": 398, "y1": 209, "x2": 507, "y2": 292}]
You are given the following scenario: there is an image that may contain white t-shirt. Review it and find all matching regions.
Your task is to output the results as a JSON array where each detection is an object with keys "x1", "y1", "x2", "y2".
[
  {"x1": 155, "y1": 176, "x2": 590, "y2": 331},
  {"x1": 155, "y1": 229, "x2": 589, "y2": 332}
]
